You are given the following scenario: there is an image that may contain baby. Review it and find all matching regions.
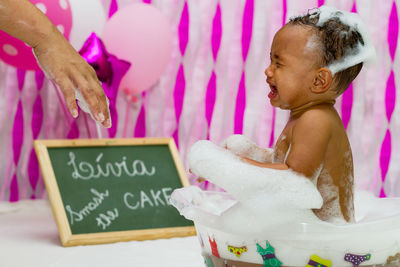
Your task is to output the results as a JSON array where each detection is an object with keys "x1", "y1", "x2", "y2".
[{"x1": 221, "y1": 7, "x2": 375, "y2": 223}]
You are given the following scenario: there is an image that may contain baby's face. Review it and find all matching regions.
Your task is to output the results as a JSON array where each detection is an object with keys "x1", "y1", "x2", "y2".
[{"x1": 265, "y1": 25, "x2": 322, "y2": 110}]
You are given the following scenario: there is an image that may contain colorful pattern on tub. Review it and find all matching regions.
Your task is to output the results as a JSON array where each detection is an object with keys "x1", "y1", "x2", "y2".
[
  {"x1": 344, "y1": 253, "x2": 371, "y2": 267},
  {"x1": 256, "y1": 241, "x2": 282, "y2": 267},
  {"x1": 227, "y1": 245, "x2": 247, "y2": 258},
  {"x1": 203, "y1": 255, "x2": 214, "y2": 267},
  {"x1": 209, "y1": 237, "x2": 220, "y2": 258},
  {"x1": 305, "y1": 255, "x2": 332, "y2": 267}
]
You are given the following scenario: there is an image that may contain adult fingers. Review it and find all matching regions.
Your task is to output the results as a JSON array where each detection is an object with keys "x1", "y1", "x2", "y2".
[
  {"x1": 57, "y1": 77, "x2": 78, "y2": 118},
  {"x1": 91, "y1": 78, "x2": 111, "y2": 128},
  {"x1": 80, "y1": 66, "x2": 111, "y2": 128},
  {"x1": 70, "y1": 69, "x2": 104, "y2": 124}
]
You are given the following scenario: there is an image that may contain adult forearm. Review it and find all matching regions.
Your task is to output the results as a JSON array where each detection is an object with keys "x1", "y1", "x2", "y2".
[{"x1": 0, "y1": 0, "x2": 55, "y2": 48}]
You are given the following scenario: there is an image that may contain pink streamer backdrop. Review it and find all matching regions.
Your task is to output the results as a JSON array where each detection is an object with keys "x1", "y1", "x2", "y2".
[
  {"x1": 379, "y1": 0, "x2": 398, "y2": 197},
  {"x1": 0, "y1": 0, "x2": 399, "y2": 201}
]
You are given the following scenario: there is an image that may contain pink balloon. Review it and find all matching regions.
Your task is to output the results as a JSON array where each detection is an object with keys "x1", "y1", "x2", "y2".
[
  {"x1": 102, "y1": 3, "x2": 173, "y2": 94},
  {"x1": 0, "y1": 0, "x2": 72, "y2": 70}
]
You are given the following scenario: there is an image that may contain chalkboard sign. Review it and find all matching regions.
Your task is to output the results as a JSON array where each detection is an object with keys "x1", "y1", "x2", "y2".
[{"x1": 34, "y1": 138, "x2": 195, "y2": 246}]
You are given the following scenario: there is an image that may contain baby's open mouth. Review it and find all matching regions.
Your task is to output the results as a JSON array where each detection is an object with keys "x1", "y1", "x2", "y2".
[{"x1": 268, "y1": 85, "x2": 278, "y2": 99}]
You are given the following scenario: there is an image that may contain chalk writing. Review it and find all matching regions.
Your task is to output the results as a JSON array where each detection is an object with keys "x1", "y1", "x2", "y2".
[
  {"x1": 96, "y1": 208, "x2": 119, "y2": 230},
  {"x1": 67, "y1": 152, "x2": 156, "y2": 180},
  {"x1": 123, "y1": 188, "x2": 173, "y2": 210},
  {"x1": 65, "y1": 188, "x2": 109, "y2": 225}
]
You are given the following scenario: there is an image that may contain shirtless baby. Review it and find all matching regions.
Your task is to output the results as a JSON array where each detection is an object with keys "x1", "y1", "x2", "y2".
[{"x1": 221, "y1": 7, "x2": 375, "y2": 223}]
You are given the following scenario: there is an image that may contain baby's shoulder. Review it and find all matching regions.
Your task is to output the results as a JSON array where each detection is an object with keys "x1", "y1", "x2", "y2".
[{"x1": 295, "y1": 107, "x2": 335, "y2": 130}]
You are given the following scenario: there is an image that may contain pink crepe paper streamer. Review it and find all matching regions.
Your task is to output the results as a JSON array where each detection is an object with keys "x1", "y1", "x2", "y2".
[
  {"x1": 108, "y1": 0, "x2": 118, "y2": 18},
  {"x1": 50, "y1": 81, "x2": 78, "y2": 138},
  {"x1": 205, "y1": 4, "x2": 221, "y2": 140},
  {"x1": 268, "y1": 108, "x2": 276, "y2": 148},
  {"x1": 234, "y1": 0, "x2": 254, "y2": 134},
  {"x1": 385, "y1": 71, "x2": 396, "y2": 125},
  {"x1": 83, "y1": 113, "x2": 92, "y2": 138},
  {"x1": 388, "y1": 1, "x2": 398, "y2": 61},
  {"x1": 204, "y1": 3, "x2": 222, "y2": 190},
  {"x1": 282, "y1": 0, "x2": 287, "y2": 26},
  {"x1": 27, "y1": 71, "x2": 44, "y2": 199},
  {"x1": 173, "y1": 1, "x2": 189, "y2": 148},
  {"x1": 234, "y1": 73, "x2": 246, "y2": 134},
  {"x1": 211, "y1": 4, "x2": 222, "y2": 62},
  {"x1": 341, "y1": 83, "x2": 353, "y2": 130},
  {"x1": 123, "y1": 103, "x2": 130, "y2": 138},
  {"x1": 134, "y1": 92, "x2": 146, "y2": 137},
  {"x1": 379, "y1": 1, "x2": 398, "y2": 197},
  {"x1": 178, "y1": 2, "x2": 189, "y2": 56},
  {"x1": 380, "y1": 130, "x2": 392, "y2": 197},
  {"x1": 205, "y1": 71, "x2": 217, "y2": 140},
  {"x1": 10, "y1": 69, "x2": 26, "y2": 202},
  {"x1": 268, "y1": 0, "x2": 287, "y2": 146},
  {"x1": 67, "y1": 119, "x2": 80, "y2": 139},
  {"x1": 380, "y1": 71, "x2": 396, "y2": 197},
  {"x1": 340, "y1": 2, "x2": 357, "y2": 130}
]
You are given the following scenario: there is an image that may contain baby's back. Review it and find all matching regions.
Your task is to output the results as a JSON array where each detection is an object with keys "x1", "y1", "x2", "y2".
[{"x1": 316, "y1": 108, "x2": 354, "y2": 222}]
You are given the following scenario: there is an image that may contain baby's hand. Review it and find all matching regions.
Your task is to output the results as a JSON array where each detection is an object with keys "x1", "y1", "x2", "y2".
[
  {"x1": 33, "y1": 27, "x2": 111, "y2": 128},
  {"x1": 221, "y1": 135, "x2": 253, "y2": 153}
]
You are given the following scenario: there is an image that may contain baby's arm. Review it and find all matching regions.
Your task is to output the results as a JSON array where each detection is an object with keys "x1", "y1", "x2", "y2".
[
  {"x1": 241, "y1": 157, "x2": 288, "y2": 170},
  {"x1": 285, "y1": 111, "x2": 331, "y2": 178},
  {"x1": 222, "y1": 135, "x2": 274, "y2": 163},
  {"x1": 241, "y1": 111, "x2": 331, "y2": 176}
]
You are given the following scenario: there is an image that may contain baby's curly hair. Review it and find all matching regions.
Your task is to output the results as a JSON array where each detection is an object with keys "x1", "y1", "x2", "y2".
[{"x1": 289, "y1": 10, "x2": 363, "y2": 95}]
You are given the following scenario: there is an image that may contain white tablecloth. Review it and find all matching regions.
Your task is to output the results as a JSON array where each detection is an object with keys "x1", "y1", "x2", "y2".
[{"x1": 0, "y1": 200, "x2": 204, "y2": 267}]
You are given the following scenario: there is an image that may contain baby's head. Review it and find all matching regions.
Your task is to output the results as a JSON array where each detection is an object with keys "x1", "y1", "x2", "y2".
[{"x1": 266, "y1": 6, "x2": 375, "y2": 110}]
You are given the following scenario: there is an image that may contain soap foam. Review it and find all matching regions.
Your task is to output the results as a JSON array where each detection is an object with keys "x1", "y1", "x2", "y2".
[
  {"x1": 177, "y1": 140, "x2": 323, "y2": 235},
  {"x1": 172, "y1": 137, "x2": 400, "y2": 266},
  {"x1": 309, "y1": 6, "x2": 376, "y2": 74},
  {"x1": 221, "y1": 135, "x2": 274, "y2": 163}
]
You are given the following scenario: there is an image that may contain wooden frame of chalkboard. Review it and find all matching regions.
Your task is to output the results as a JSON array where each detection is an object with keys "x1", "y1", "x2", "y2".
[{"x1": 34, "y1": 138, "x2": 195, "y2": 246}]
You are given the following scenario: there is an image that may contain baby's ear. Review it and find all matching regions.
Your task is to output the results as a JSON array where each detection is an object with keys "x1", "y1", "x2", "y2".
[{"x1": 311, "y1": 67, "x2": 333, "y2": 93}]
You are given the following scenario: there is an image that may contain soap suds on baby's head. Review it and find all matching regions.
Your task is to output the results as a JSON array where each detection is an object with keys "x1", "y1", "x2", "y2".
[
  {"x1": 293, "y1": 5, "x2": 376, "y2": 75},
  {"x1": 304, "y1": 34, "x2": 322, "y2": 56}
]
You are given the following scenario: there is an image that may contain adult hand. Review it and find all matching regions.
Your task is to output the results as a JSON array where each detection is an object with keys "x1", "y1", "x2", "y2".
[
  {"x1": 33, "y1": 27, "x2": 111, "y2": 128},
  {"x1": 0, "y1": 0, "x2": 110, "y2": 127}
]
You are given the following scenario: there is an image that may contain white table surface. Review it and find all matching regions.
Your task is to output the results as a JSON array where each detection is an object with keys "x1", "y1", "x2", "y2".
[{"x1": 0, "y1": 200, "x2": 204, "y2": 267}]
